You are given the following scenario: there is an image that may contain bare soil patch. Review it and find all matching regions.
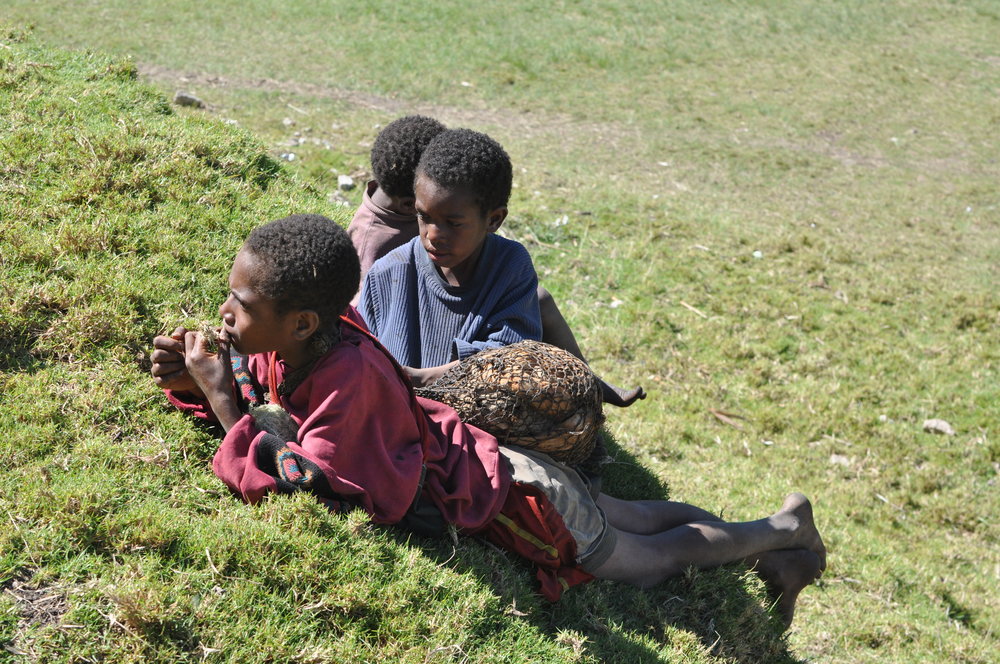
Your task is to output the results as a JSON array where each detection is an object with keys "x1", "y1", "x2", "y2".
[{"x1": 2, "y1": 570, "x2": 72, "y2": 656}]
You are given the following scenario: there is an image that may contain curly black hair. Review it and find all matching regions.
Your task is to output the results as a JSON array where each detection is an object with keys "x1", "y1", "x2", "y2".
[
  {"x1": 416, "y1": 128, "x2": 512, "y2": 214},
  {"x1": 370, "y1": 115, "x2": 446, "y2": 199},
  {"x1": 243, "y1": 214, "x2": 360, "y2": 331}
]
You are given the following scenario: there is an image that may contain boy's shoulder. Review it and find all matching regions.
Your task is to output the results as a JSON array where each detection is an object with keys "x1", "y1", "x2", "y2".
[
  {"x1": 349, "y1": 183, "x2": 421, "y2": 281},
  {"x1": 481, "y1": 233, "x2": 536, "y2": 272},
  {"x1": 310, "y1": 323, "x2": 392, "y2": 383},
  {"x1": 487, "y1": 232, "x2": 531, "y2": 255},
  {"x1": 365, "y1": 236, "x2": 423, "y2": 277},
  {"x1": 462, "y1": 235, "x2": 538, "y2": 301}
]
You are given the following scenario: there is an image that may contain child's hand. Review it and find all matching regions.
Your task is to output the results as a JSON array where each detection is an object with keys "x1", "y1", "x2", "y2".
[
  {"x1": 183, "y1": 330, "x2": 232, "y2": 397},
  {"x1": 183, "y1": 330, "x2": 242, "y2": 432},
  {"x1": 151, "y1": 327, "x2": 202, "y2": 395}
]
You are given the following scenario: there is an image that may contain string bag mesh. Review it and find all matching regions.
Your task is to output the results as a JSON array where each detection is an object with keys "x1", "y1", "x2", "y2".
[{"x1": 415, "y1": 341, "x2": 604, "y2": 465}]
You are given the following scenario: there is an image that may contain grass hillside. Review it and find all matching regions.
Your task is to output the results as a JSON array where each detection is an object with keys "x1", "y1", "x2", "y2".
[
  {"x1": 2, "y1": 0, "x2": 999, "y2": 661},
  {"x1": 0, "y1": 28, "x2": 789, "y2": 664}
]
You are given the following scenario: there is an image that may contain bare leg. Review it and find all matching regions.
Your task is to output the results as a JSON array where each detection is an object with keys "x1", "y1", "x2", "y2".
[
  {"x1": 600, "y1": 493, "x2": 823, "y2": 627},
  {"x1": 537, "y1": 286, "x2": 645, "y2": 407},
  {"x1": 598, "y1": 493, "x2": 722, "y2": 534},
  {"x1": 748, "y1": 549, "x2": 822, "y2": 628},
  {"x1": 597, "y1": 493, "x2": 824, "y2": 627},
  {"x1": 537, "y1": 285, "x2": 585, "y2": 359},
  {"x1": 587, "y1": 493, "x2": 825, "y2": 589}
]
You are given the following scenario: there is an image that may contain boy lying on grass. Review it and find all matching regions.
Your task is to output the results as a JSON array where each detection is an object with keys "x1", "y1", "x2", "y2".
[
  {"x1": 350, "y1": 116, "x2": 644, "y2": 407},
  {"x1": 150, "y1": 214, "x2": 825, "y2": 626}
]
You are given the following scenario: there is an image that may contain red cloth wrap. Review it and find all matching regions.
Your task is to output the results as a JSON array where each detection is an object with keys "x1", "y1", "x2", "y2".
[{"x1": 475, "y1": 482, "x2": 595, "y2": 601}]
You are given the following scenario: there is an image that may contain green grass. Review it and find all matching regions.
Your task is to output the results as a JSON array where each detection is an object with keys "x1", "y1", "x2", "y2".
[
  {"x1": 0, "y1": 27, "x2": 786, "y2": 664},
  {"x1": 2, "y1": 1, "x2": 999, "y2": 661}
]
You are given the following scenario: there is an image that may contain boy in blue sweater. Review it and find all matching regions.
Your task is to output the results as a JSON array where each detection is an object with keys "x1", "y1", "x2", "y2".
[
  {"x1": 352, "y1": 117, "x2": 643, "y2": 406},
  {"x1": 358, "y1": 127, "x2": 645, "y2": 410},
  {"x1": 359, "y1": 128, "x2": 535, "y2": 387}
]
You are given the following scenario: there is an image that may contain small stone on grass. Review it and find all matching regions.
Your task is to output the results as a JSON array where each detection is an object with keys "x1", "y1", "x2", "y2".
[
  {"x1": 173, "y1": 91, "x2": 205, "y2": 108},
  {"x1": 922, "y1": 419, "x2": 955, "y2": 436}
]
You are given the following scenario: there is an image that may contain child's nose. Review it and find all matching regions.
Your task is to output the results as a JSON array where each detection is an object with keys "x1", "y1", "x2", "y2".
[{"x1": 424, "y1": 223, "x2": 444, "y2": 244}]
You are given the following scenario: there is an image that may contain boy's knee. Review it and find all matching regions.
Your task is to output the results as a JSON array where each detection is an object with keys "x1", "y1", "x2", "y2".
[
  {"x1": 537, "y1": 286, "x2": 558, "y2": 323},
  {"x1": 537, "y1": 285, "x2": 553, "y2": 307}
]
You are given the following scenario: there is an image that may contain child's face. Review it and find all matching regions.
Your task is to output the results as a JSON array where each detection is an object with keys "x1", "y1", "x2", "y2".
[
  {"x1": 414, "y1": 174, "x2": 507, "y2": 285},
  {"x1": 219, "y1": 249, "x2": 301, "y2": 356}
]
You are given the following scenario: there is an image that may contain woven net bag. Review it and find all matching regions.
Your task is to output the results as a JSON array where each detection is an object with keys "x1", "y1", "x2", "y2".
[{"x1": 415, "y1": 341, "x2": 604, "y2": 465}]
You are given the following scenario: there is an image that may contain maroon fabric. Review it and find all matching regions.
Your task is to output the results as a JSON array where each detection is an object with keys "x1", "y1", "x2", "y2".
[
  {"x1": 476, "y1": 482, "x2": 595, "y2": 601},
  {"x1": 169, "y1": 321, "x2": 509, "y2": 529},
  {"x1": 341, "y1": 304, "x2": 369, "y2": 331},
  {"x1": 347, "y1": 180, "x2": 419, "y2": 280}
]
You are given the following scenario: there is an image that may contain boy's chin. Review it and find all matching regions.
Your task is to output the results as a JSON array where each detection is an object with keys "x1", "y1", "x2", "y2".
[{"x1": 427, "y1": 253, "x2": 456, "y2": 268}]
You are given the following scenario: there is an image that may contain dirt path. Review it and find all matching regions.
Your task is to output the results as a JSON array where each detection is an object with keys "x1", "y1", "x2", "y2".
[
  {"x1": 138, "y1": 63, "x2": 645, "y2": 167},
  {"x1": 138, "y1": 63, "x2": 952, "y2": 189}
]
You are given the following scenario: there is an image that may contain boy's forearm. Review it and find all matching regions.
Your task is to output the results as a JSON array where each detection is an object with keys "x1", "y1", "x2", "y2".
[
  {"x1": 203, "y1": 388, "x2": 244, "y2": 431},
  {"x1": 405, "y1": 361, "x2": 459, "y2": 387}
]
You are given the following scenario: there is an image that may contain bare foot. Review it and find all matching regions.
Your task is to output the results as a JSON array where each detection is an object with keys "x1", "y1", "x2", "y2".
[
  {"x1": 774, "y1": 493, "x2": 827, "y2": 572},
  {"x1": 750, "y1": 549, "x2": 822, "y2": 629},
  {"x1": 601, "y1": 379, "x2": 646, "y2": 408}
]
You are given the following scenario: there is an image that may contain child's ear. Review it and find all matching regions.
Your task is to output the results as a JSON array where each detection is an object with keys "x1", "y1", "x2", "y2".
[
  {"x1": 292, "y1": 310, "x2": 321, "y2": 341},
  {"x1": 486, "y1": 206, "x2": 508, "y2": 232}
]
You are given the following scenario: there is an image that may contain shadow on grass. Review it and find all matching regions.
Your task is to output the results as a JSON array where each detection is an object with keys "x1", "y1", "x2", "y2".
[
  {"x1": 405, "y1": 432, "x2": 802, "y2": 664},
  {"x1": 0, "y1": 335, "x2": 44, "y2": 374}
]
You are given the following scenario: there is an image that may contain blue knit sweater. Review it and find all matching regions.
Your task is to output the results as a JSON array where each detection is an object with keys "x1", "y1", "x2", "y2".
[{"x1": 359, "y1": 235, "x2": 541, "y2": 368}]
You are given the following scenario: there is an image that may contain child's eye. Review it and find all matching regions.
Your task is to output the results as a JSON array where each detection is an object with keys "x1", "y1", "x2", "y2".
[{"x1": 230, "y1": 295, "x2": 250, "y2": 312}]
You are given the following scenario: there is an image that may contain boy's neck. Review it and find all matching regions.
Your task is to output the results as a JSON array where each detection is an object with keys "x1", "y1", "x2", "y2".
[
  {"x1": 276, "y1": 340, "x2": 313, "y2": 371},
  {"x1": 371, "y1": 185, "x2": 416, "y2": 218},
  {"x1": 434, "y1": 242, "x2": 485, "y2": 287}
]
